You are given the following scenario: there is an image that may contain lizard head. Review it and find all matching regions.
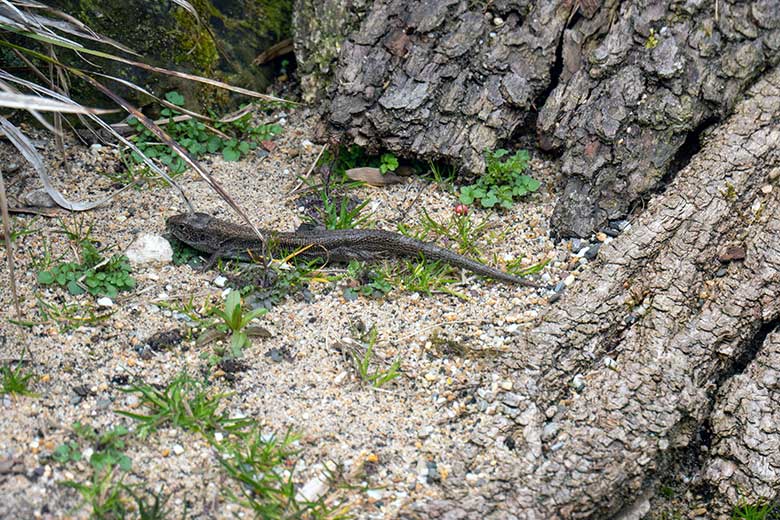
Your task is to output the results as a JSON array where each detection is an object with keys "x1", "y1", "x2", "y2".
[{"x1": 165, "y1": 212, "x2": 215, "y2": 248}]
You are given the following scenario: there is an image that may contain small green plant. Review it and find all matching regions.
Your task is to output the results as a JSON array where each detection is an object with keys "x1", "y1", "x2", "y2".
[
  {"x1": 505, "y1": 256, "x2": 550, "y2": 278},
  {"x1": 199, "y1": 290, "x2": 268, "y2": 359},
  {"x1": 393, "y1": 257, "x2": 465, "y2": 298},
  {"x1": 459, "y1": 149, "x2": 540, "y2": 209},
  {"x1": 349, "y1": 326, "x2": 401, "y2": 388},
  {"x1": 312, "y1": 192, "x2": 371, "y2": 231},
  {"x1": 37, "y1": 243, "x2": 135, "y2": 298},
  {"x1": 33, "y1": 296, "x2": 113, "y2": 332},
  {"x1": 8, "y1": 216, "x2": 38, "y2": 243},
  {"x1": 732, "y1": 500, "x2": 778, "y2": 520},
  {"x1": 117, "y1": 374, "x2": 253, "y2": 437},
  {"x1": 379, "y1": 152, "x2": 399, "y2": 174},
  {"x1": 412, "y1": 208, "x2": 489, "y2": 258},
  {"x1": 425, "y1": 160, "x2": 457, "y2": 191},
  {"x1": 129, "y1": 487, "x2": 175, "y2": 520},
  {"x1": 216, "y1": 428, "x2": 303, "y2": 514},
  {"x1": 36, "y1": 221, "x2": 135, "y2": 298},
  {"x1": 343, "y1": 261, "x2": 394, "y2": 299},
  {"x1": 61, "y1": 468, "x2": 129, "y2": 519},
  {"x1": 53, "y1": 422, "x2": 132, "y2": 472},
  {"x1": 1, "y1": 352, "x2": 37, "y2": 397},
  {"x1": 645, "y1": 28, "x2": 659, "y2": 49},
  {"x1": 126, "y1": 91, "x2": 282, "y2": 175}
]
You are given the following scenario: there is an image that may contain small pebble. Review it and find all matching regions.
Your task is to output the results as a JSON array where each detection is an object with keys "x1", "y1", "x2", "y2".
[
  {"x1": 97, "y1": 297, "x2": 113, "y2": 308},
  {"x1": 571, "y1": 374, "x2": 585, "y2": 392},
  {"x1": 214, "y1": 276, "x2": 227, "y2": 288},
  {"x1": 172, "y1": 444, "x2": 184, "y2": 455},
  {"x1": 584, "y1": 244, "x2": 600, "y2": 260}
]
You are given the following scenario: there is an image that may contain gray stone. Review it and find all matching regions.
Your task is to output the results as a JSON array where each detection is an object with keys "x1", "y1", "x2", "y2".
[{"x1": 23, "y1": 189, "x2": 56, "y2": 208}]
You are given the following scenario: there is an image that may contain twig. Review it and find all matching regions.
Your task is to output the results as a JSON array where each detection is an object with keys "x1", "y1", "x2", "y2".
[
  {"x1": 0, "y1": 166, "x2": 22, "y2": 318},
  {"x1": 287, "y1": 144, "x2": 327, "y2": 196}
]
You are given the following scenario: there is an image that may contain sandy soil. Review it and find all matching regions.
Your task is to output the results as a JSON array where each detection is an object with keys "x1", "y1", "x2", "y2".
[{"x1": 0, "y1": 107, "x2": 587, "y2": 518}]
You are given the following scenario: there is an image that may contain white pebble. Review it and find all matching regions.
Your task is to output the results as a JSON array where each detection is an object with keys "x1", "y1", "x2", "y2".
[
  {"x1": 97, "y1": 297, "x2": 113, "y2": 308},
  {"x1": 214, "y1": 276, "x2": 227, "y2": 288},
  {"x1": 172, "y1": 444, "x2": 184, "y2": 455}
]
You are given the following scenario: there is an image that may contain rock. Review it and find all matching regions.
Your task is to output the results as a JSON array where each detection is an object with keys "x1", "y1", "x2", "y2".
[
  {"x1": 213, "y1": 275, "x2": 227, "y2": 288},
  {"x1": 89, "y1": 143, "x2": 103, "y2": 155},
  {"x1": 541, "y1": 422, "x2": 560, "y2": 442},
  {"x1": 96, "y1": 297, "x2": 113, "y2": 308},
  {"x1": 584, "y1": 243, "x2": 601, "y2": 260},
  {"x1": 23, "y1": 189, "x2": 57, "y2": 208},
  {"x1": 602, "y1": 227, "x2": 620, "y2": 238},
  {"x1": 571, "y1": 374, "x2": 585, "y2": 392},
  {"x1": 718, "y1": 246, "x2": 746, "y2": 262},
  {"x1": 172, "y1": 444, "x2": 184, "y2": 455},
  {"x1": 612, "y1": 220, "x2": 630, "y2": 231},
  {"x1": 126, "y1": 234, "x2": 173, "y2": 266},
  {"x1": 297, "y1": 476, "x2": 328, "y2": 502}
]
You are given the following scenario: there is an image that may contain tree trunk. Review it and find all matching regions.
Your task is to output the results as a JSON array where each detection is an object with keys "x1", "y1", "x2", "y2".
[
  {"x1": 295, "y1": 0, "x2": 780, "y2": 237},
  {"x1": 410, "y1": 62, "x2": 780, "y2": 520}
]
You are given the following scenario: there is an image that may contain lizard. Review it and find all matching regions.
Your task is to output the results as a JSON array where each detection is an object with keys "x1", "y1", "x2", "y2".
[{"x1": 166, "y1": 212, "x2": 541, "y2": 287}]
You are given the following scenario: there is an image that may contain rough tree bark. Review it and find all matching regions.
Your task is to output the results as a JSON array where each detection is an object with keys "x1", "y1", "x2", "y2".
[
  {"x1": 294, "y1": 0, "x2": 780, "y2": 237},
  {"x1": 407, "y1": 63, "x2": 780, "y2": 520}
]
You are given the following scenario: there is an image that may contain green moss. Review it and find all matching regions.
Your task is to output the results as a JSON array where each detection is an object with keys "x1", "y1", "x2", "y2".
[
  {"x1": 171, "y1": 7, "x2": 219, "y2": 73},
  {"x1": 45, "y1": 0, "x2": 292, "y2": 110}
]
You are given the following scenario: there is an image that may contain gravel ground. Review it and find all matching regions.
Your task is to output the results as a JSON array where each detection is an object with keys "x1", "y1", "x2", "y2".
[{"x1": 0, "y1": 107, "x2": 598, "y2": 518}]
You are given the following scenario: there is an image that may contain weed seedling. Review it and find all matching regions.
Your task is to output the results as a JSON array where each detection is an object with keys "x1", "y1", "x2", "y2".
[
  {"x1": 732, "y1": 500, "x2": 778, "y2": 520},
  {"x1": 1, "y1": 351, "x2": 37, "y2": 397},
  {"x1": 53, "y1": 422, "x2": 132, "y2": 471},
  {"x1": 117, "y1": 374, "x2": 252, "y2": 437},
  {"x1": 37, "y1": 221, "x2": 135, "y2": 298},
  {"x1": 61, "y1": 468, "x2": 129, "y2": 519},
  {"x1": 199, "y1": 290, "x2": 268, "y2": 359},
  {"x1": 379, "y1": 152, "x2": 399, "y2": 174},
  {"x1": 349, "y1": 326, "x2": 401, "y2": 388},
  {"x1": 125, "y1": 92, "x2": 283, "y2": 176},
  {"x1": 306, "y1": 191, "x2": 371, "y2": 231},
  {"x1": 459, "y1": 149, "x2": 541, "y2": 209}
]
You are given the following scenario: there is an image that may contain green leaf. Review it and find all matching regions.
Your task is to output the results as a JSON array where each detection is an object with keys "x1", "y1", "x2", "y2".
[
  {"x1": 37, "y1": 271, "x2": 54, "y2": 284},
  {"x1": 240, "y1": 307, "x2": 267, "y2": 328},
  {"x1": 230, "y1": 331, "x2": 248, "y2": 358},
  {"x1": 118, "y1": 454, "x2": 132, "y2": 471},
  {"x1": 67, "y1": 280, "x2": 84, "y2": 295},
  {"x1": 207, "y1": 136, "x2": 222, "y2": 153},
  {"x1": 165, "y1": 91, "x2": 185, "y2": 106},
  {"x1": 223, "y1": 147, "x2": 240, "y2": 161},
  {"x1": 238, "y1": 141, "x2": 250, "y2": 153},
  {"x1": 523, "y1": 176, "x2": 541, "y2": 192},
  {"x1": 459, "y1": 191, "x2": 475, "y2": 205}
]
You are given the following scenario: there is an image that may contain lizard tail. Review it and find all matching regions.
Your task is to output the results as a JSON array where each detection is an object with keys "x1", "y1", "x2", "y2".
[{"x1": 390, "y1": 234, "x2": 541, "y2": 287}]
